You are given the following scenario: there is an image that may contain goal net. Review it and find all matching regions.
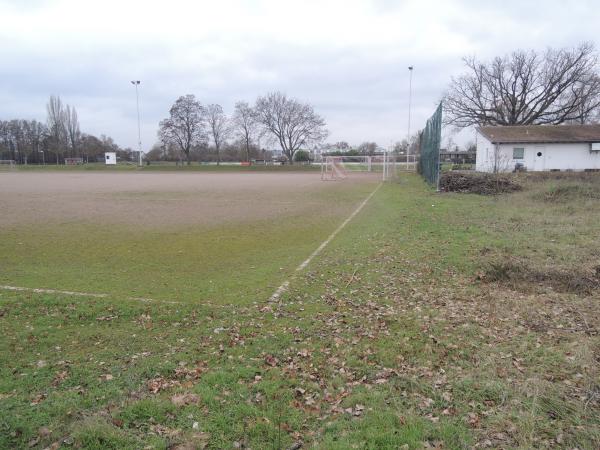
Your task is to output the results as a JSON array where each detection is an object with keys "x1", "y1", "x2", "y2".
[
  {"x1": 321, "y1": 155, "x2": 411, "y2": 181},
  {"x1": 0, "y1": 160, "x2": 16, "y2": 171},
  {"x1": 321, "y1": 156, "x2": 348, "y2": 180}
]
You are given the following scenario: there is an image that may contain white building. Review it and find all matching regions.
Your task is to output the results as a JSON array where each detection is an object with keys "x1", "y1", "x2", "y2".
[
  {"x1": 476, "y1": 125, "x2": 600, "y2": 172},
  {"x1": 104, "y1": 152, "x2": 117, "y2": 165}
]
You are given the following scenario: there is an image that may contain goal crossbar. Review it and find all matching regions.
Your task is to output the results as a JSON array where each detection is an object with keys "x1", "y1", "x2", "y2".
[{"x1": 321, "y1": 155, "x2": 404, "y2": 181}]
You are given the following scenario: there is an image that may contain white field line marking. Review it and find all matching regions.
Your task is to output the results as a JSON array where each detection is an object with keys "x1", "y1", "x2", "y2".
[
  {"x1": 268, "y1": 182, "x2": 383, "y2": 302},
  {"x1": 0, "y1": 285, "x2": 107, "y2": 298},
  {"x1": 0, "y1": 284, "x2": 180, "y2": 304}
]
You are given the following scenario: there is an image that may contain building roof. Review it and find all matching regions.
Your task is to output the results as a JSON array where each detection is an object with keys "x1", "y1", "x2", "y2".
[{"x1": 477, "y1": 124, "x2": 600, "y2": 144}]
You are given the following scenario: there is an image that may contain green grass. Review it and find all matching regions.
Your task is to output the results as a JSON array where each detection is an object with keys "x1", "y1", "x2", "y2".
[
  {"x1": 0, "y1": 176, "x2": 376, "y2": 304},
  {"x1": 1, "y1": 174, "x2": 598, "y2": 449},
  {"x1": 0, "y1": 217, "x2": 338, "y2": 303}
]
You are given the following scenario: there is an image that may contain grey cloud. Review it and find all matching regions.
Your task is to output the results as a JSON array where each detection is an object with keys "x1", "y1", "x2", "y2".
[{"x1": 1, "y1": 0, "x2": 599, "y2": 149}]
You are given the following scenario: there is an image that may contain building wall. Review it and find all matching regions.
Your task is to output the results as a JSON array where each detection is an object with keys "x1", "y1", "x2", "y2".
[
  {"x1": 104, "y1": 152, "x2": 117, "y2": 165},
  {"x1": 476, "y1": 135, "x2": 495, "y2": 172},
  {"x1": 476, "y1": 133, "x2": 600, "y2": 172}
]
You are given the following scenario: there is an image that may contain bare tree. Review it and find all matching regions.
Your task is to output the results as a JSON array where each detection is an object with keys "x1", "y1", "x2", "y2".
[
  {"x1": 206, "y1": 104, "x2": 231, "y2": 166},
  {"x1": 232, "y1": 101, "x2": 259, "y2": 162},
  {"x1": 2, "y1": 112, "x2": 130, "y2": 165},
  {"x1": 254, "y1": 91, "x2": 328, "y2": 164},
  {"x1": 65, "y1": 105, "x2": 81, "y2": 158},
  {"x1": 571, "y1": 76, "x2": 600, "y2": 124},
  {"x1": 22, "y1": 120, "x2": 47, "y2": 164},
  {"x1": 491, "y1": 145, "x2": 512, "y2": 174},
  {"x1": 46, "y1": 95, "x2": 67, "y2": 164},
  {"x1": 357, "y1": 142, "x2": 378, "y2": 155},
  {"x1": 444, "y1": 42, "x2": 600, "y2": 128},
  {"x1": 158, "y1": 95, "x2": 206, "y2": 165}
]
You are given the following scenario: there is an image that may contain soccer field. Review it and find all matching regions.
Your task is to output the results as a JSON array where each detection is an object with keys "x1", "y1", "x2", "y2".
[
  {"x1": 0, "y1": 171, "x2": 380, "y2": 304},
  {"x1": 1, "y1": 171, "x2": 598, "y2": 449}
]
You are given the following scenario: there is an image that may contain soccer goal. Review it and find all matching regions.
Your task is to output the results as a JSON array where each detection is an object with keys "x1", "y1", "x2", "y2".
[
  {"x1": 321, "y1": 155, "x2": 401, "y2": 181},
  {"x1": 0, "y1": 160, "x2": 16, "y2": 171},
  {"x1": 65, "y1": 157, "x2": 84, "y2": 165},
  {"x1": 321, "y1": 156, "x2": 349, "y2": 180}
]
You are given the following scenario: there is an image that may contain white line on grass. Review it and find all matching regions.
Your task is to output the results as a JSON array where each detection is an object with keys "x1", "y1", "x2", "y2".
[
  {"x1": 3, "y1": 183, "x2": 382, "y2": 306},
  {"x1": 0, "y1": 285, "x2": 180, "y2": 304},
  {"x1": 268, "y1": 182, "x2": 383, "y2": 302}
]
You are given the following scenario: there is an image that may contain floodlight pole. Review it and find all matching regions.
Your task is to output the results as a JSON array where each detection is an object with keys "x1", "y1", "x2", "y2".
[
  {"x1": 131, "y1": 80, "x2": 142, "y2": 166},
  {"x1": 407, "y1": 66, "x2": 414, "y2": 168}
]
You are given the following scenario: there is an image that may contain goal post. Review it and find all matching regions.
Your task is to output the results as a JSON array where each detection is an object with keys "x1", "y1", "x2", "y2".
[
  {"x1": 320, "y1": 153, "x2": 416, "y2": 181},
  {"x1": 0, "y1": 160, "x2": 16, "y2": 171},
  {"x1": 321, "y1": 156, "x2": 349, "y2": 180},
  {"x1": 321, "y1": 154, "x2": 405, "y2": 181}
]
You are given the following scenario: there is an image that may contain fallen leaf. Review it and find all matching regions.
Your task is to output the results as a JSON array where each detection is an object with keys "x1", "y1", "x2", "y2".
[
  {"x1": 30, "y1": 393, "x2": 47, "y2": 406},
  {"x1": 264, "y1": 354, "x2": 279, "y2": 367},
  {"x1": 111, "y1": 418, "x2": 124, "y2": 428},
  {"x1": 51, "y1": 370, "x2": 68, "y2": 387},
  {"x1": 147, "y1": 377, "x2": 180, "y2": 393},
  {"x1": 38, "y1": 427, "x2": 51, "y2": 438},
  {"x1": 171, "y1": 393, "x2": 200, "y2": 407},
  {"x1": 466, "y1": 412, "x2": 480, "y2": 427}
]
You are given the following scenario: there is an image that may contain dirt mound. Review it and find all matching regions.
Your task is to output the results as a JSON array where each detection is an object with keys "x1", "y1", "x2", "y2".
[{"x1": 440, "y1": 172, "x2": 521, "y2": 195}]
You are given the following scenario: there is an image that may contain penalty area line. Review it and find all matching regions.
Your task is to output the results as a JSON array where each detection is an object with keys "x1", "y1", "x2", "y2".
[
  {"x1": 0, "y1": 285, "x2": 180, "y2": 304},
  {"x1": 268, "y1": 182, "x2": 383, "y2": 302}
]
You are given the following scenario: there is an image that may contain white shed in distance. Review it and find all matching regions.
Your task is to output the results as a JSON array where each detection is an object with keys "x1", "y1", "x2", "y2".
[
  {"x1": 476, "y1": 125, "x2": 600, "y2": 172},
  {"x1": 104, "y1": 152, "x2": 117, "y2": 165}
]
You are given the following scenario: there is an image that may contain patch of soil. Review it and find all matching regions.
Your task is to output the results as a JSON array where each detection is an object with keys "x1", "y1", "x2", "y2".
[{"x1": 0, "y1": 172, "x2": 379, "y2": 229}]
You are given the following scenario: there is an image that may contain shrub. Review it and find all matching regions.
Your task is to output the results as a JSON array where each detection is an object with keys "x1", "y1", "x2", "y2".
[{"x1": 294, "y1": 150, "x2": 310, "y2": 162}]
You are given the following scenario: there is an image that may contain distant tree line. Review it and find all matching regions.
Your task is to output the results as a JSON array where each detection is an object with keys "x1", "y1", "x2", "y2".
[
  {"x1": 0, "y1": 95, "x2": 133, "y2": 164},
  {"x1": 155, "y1": 91, "x2": 328, "y2": 165}
]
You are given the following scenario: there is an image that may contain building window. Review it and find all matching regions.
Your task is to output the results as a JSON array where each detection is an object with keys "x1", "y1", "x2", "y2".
[{"x1": 513, "y1": 148, "x2": 524, "y2": 159}]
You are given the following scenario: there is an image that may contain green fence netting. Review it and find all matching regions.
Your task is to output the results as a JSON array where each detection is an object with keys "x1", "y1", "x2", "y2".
[{"x1": 417, "y1": 102, "x2": 442, "y2": 186}]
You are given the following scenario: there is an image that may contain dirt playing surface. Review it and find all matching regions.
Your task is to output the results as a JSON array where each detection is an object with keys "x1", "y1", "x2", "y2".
[{"x1": 0, "y1": 172, "x2": 379, "y2": 228}]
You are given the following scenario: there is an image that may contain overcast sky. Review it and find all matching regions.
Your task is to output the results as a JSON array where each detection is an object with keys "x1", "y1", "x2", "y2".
[{"x1": 1, "y1": 0, "x2": 599, "y2": 150}]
